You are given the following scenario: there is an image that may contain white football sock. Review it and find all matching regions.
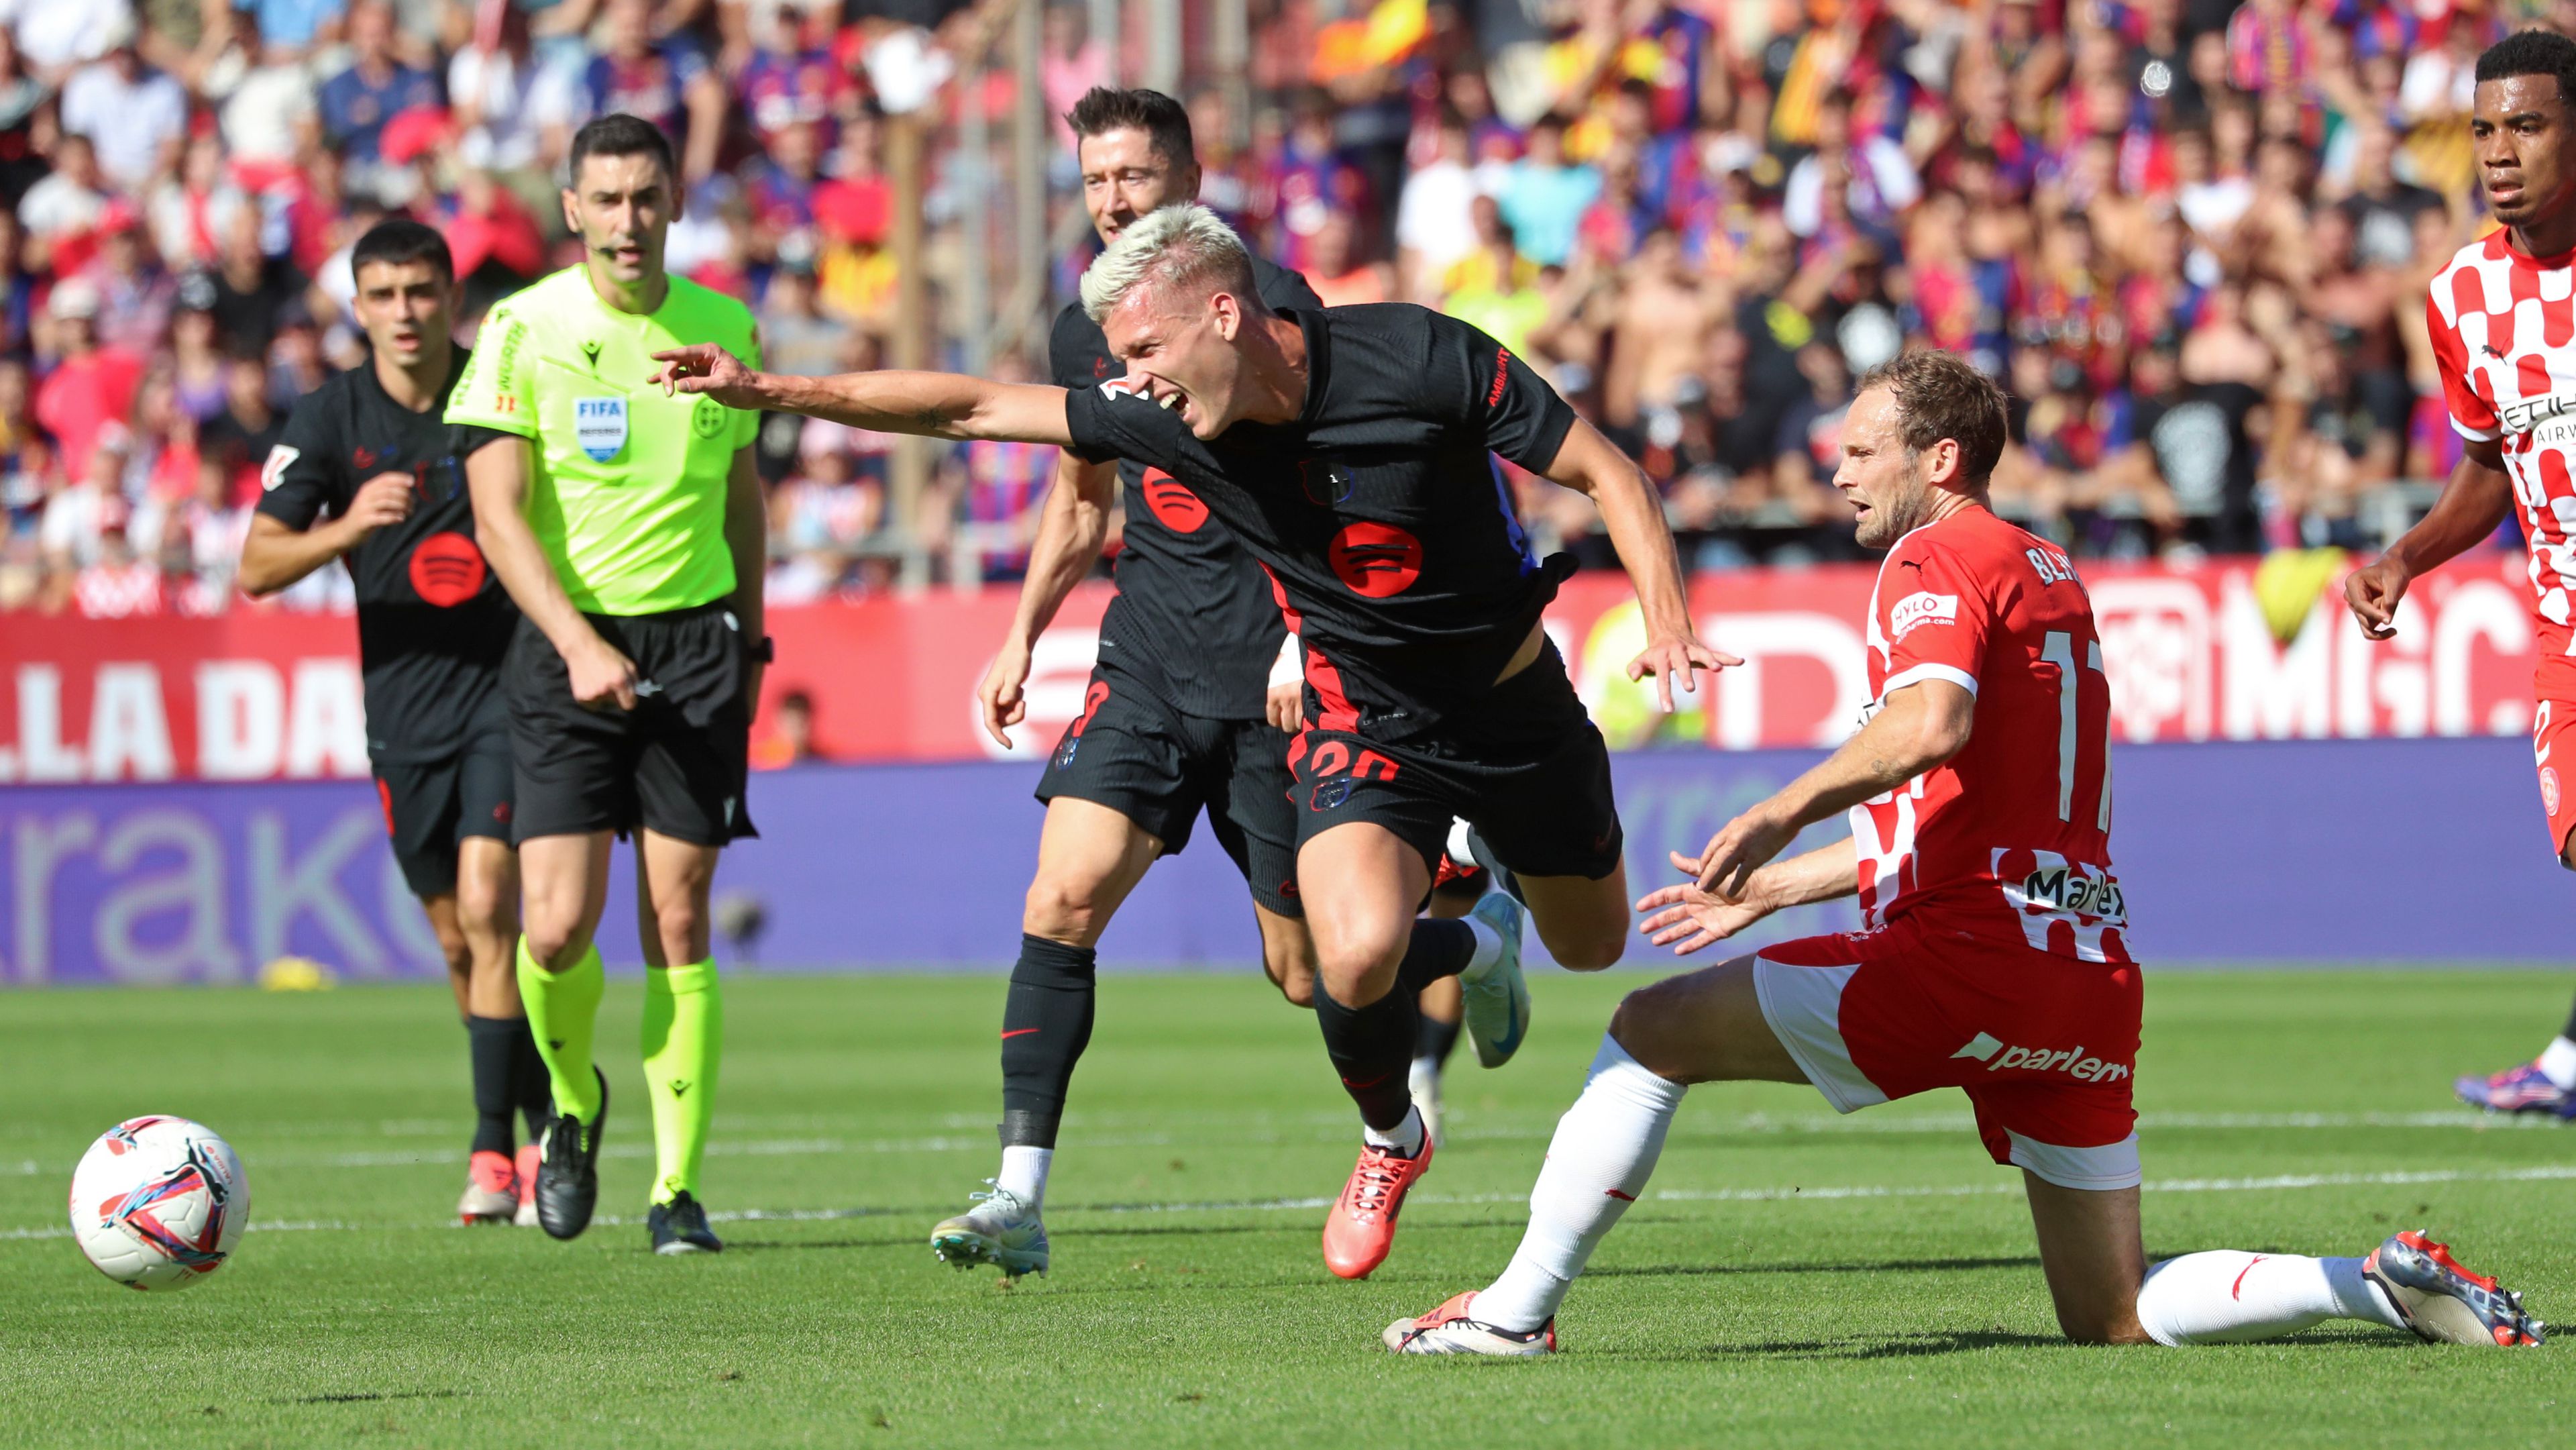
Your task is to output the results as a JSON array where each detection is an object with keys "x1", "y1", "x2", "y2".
[
  {"x1": 1472, "y1": 1034, "x2": 1685, "y2": 1332},
  {"x1": 996, "y1": 1145, "x2": 1053, "y2": 1210},
  {"x1": 1362, "y1": 1104, "x2": 1426, "y2": 1158},
  {"x1": 2536, "y1": 1035, "x2": 2576, "y2": 1090},
  {"x1": 1459, "y1": 916, "x2": 1502, "y2": 982},
  {"x1": 2134, "y1": 1251, "x2": 2403, "y2": 1345}
]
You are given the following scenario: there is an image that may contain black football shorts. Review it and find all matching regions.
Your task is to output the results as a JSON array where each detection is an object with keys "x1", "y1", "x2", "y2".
[
  {"x1": 374, "y1": 705, "x2": 515, "y2": 899},
  {"x1": 1285, "y1": 642, "x2": 1623, "y2": 882},
  {"x1": 1034, "y1": 660, "x2": 1303, "y2": 917},
  {"x1": 504, "y1": 603, "x2": 756, "y2": 847}
]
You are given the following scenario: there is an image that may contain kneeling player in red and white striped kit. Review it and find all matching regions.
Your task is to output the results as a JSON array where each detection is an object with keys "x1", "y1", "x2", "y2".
[{"x1": 1387, "y1": 351, "x2": 2543, "y2": 1355}]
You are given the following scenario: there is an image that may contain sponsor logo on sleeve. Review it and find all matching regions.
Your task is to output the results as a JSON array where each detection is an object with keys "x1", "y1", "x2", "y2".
[
  {"x1": 1887, "y1": 590, "x2": 1959, "y2": 642},
  {"x1": 260, "y1": 446, "x2": 299, "y2": 491}
]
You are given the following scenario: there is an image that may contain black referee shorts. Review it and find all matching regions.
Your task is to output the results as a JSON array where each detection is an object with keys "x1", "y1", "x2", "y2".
[
  {"x1": 1285, "y1": 642, "x2": 1623, "y2": 882},
  {"x1": 374, "y1": 704, "x2": 515, "y2": 899},
  {"x1": 505, "y1": 603, "x2": 756, "y2": 847},
  {"x1": 1034, "y1": 660, "x2": 1303, "y2": 917}
]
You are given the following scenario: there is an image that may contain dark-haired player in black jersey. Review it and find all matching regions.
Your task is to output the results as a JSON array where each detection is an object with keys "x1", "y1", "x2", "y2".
[
  {"x1": 239, "y1": 219, "x2": 545, "y2": 1227},
  {"x1": 651, "y1": 203, "x2": 1734, "y2": 1282},
  {"x1": 935, "y1": 87, "x2": 1335, "y2": 1278}
]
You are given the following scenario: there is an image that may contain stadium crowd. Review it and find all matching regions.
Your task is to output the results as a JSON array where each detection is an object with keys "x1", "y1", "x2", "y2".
[{"x1": 0, "y1": 0, "x2": 2554, "y2": 615}]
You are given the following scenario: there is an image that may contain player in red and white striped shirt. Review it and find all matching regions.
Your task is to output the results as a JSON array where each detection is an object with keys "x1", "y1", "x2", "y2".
[
  {"x1": 2348, "y1": 31, "x2": 2576, "y2": 1120},
  {"x1": 1388, "y1": 351, "x2": 2540, "y2": 1355}
]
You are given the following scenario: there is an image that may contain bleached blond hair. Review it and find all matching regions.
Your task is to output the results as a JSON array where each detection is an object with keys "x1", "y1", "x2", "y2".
[{"x1": 1078, "y1": 204, "x2": 1258, "y2": 324}]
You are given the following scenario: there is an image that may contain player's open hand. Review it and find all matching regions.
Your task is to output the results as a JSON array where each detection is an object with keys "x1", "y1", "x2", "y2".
[
  {"x1": 1689, "y1": 807, "x2": 1796, "y2": 898},
  {"x1": 1635, "y1": 876, "x2": 1771, "y2": 955},
  {"x1": 977, "y1": 641, "x2": 1032, "y2": 748},
  {"x1": 1625, "y1": 633, "x2": 1741, "y2": 714},
  {"x1": 2343, "y1": 556, "x2": 2410, "y2": 640},
  {"x1": 343, "y1": 472, "x2": 415, "y2": 538},
  {"x1": 650, "y1": 344, "x2": 763, "y2": 409},
  {"x1": 1266, "y1": 680, "x2": 1304, "y2": 733},
  {"x1": 566, "y1": 634, "x2": 640, "y2": 712}
]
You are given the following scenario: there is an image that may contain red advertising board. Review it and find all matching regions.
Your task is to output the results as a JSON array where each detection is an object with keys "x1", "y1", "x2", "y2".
[{"x1": 0, "y1": 554, "x2": 2542, "y2": 781}]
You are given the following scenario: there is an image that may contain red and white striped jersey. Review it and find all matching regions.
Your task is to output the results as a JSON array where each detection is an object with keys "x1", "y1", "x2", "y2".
[
  {"x1": 2426, "y1": 231, "x2": 2576, "y2": 639},
  {"x1": 1851, "y1": 507, "x2": 2132, "y2": 964}
]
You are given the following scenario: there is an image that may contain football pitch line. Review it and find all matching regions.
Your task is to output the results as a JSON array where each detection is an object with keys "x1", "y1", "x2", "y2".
[
  {"x1": 4, "y1": 1108, "x2": 2554, "y2": 1180},
  {"x1": 13, "y1": 1161, "x2": 2576, "y2": 1243}
]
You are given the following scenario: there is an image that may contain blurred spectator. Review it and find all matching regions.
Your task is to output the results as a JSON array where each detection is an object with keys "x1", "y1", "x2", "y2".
[
  {"x1": 1305, "y1": 209, "x2": 1389, "y2": 307},
  {"x1": 749, "y1": 688, "x2": 822, "y2": 769},
  {"x1": 319, "y1": 0, "x2": 444, "y2": 189},
  {"x1": 758, "y1": 257, "x2": 851, "y2": 377},
  {"x1": 59, "y1": 32, "x2": 185, "y2": 192},
  {"x1": 584, "y1": 0, "x2": 726, "y2": 183},
  {"x1": 199, "y1": 352, "x2": 285, "y2": 502},
  {"x1": 1395, "y1": 117, "x2": 1477, "y2": 301},
  {"x1": 33, "y1": 278, "x2": 141, "y2": 482},
  {"x1": 1498, "y1": 115, "x2": 1595, "y2": 267},
  {"x1": 207, "y1": 205, "x2": 305, "y2": 356}
]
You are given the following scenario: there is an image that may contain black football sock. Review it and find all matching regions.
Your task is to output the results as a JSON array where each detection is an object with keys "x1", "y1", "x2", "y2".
[
  {"x1": 1000, "y1": 934, "x2": 1097, "y2": 1149},
  {"x1": 2561, "y1": 990, "x2": 2576, "y2": 1043},
  {"x1": 465, "y1": 1015, "x2": 521, "y2": 1157},
  {"x1": 506, "y1": 1015, "x2": 553, "y2": 1140},
  {"x1": 1316, "y1": 921, "x2": 1477, "y2": 1133},
  {"x1": 1415, "y1": 1010, "x2": 1462, "y2": 1071}
]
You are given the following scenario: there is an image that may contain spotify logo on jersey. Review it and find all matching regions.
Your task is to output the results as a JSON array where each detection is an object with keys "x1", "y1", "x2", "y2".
[
  {"x1": 1140, "y1": 468, "x2": 1208, "y2": 533},
  {"x1": 409, "y1": 531, "x2": 488, "y2": 606}
]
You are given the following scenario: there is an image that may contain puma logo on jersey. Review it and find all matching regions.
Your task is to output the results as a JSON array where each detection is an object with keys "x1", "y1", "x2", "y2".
[{"x1": 1888, "y1": 590, "x2": 1958, "y2": 642}]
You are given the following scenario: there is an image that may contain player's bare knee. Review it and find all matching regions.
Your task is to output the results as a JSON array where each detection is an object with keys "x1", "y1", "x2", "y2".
[
  {"x1": 2558, "y1": 837, "x2": 2576, "y2": 872},
  {"x1": 1022, "y1": 875, "x2": 1102, "y2": 943},
  {"x1": 1547, "y1": 925, "x2": 1628, "y2": 972},
  {"x1": 2056, "y1": 1311, "x2": 2153, "y2": 1347}
]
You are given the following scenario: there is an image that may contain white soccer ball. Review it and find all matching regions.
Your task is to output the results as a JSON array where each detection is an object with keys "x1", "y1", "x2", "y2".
[{"x1": 67, "y1": 1116, "x2": 249, "y2": 1290}]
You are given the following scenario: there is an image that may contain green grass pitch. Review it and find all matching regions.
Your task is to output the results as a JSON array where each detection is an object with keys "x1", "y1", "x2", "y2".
[{"x1": 2, "y1": 969, "x2": 2570, "y2": 1449}]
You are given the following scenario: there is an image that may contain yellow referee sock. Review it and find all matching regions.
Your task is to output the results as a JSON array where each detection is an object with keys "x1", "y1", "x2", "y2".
[
  {"x1": 516, "y1": 939, "x2": 604, "y2": 1123},
  {"x1": 641, "y1": 959, "x2": 722, "y2": 1206}
]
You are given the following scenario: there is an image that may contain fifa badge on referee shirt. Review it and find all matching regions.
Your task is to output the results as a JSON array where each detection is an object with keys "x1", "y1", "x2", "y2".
[{"x1": 576, "y1": 397, "x2": 629, "y2": 462}]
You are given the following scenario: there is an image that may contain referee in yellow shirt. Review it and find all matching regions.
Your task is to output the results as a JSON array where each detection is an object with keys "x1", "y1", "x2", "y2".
[{"x1": 453, "y1": 113, "x2": 765, "y2": 1254}]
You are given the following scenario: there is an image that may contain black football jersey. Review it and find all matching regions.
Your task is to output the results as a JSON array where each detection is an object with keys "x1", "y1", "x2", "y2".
[
  {"x1": 1049, "y1": 254, "x2": 1322, "y2": 719},
  {"x1": 1065, "y1": 304, "x2": 1578, "y2": 742},
  {"x1": 254, "y1": 350, "x2": 515, "y2": 762}
]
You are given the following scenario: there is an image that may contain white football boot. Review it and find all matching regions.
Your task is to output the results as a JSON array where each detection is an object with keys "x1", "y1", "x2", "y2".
[
  {"x1": 1409, "y1": 1055, "x2": 1446, "y2": 1149},
  {"x1": 1460, "y1": 892, "x2": 1529, "y2": 1068},
  {"x1": 929, "y1": 1182, "x2": 1050, "y2": 1278},
  {"x1": 1384, "y1": 1291, "x2": 1556, "y2": 1355}
]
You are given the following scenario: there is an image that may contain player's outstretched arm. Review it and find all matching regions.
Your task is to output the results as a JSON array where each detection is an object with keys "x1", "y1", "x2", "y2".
[
  {"x1": 649, "y1": 345, "x2": 1077, "y2": 446},
  {"x1": 2344, "y1": 438, "x2": 2510, "y2": 639},
  {"x1": 464, "y1": 435, "x2": 639, "y2": 710},
  {"x1": 1636, "y1": 837, "x2": 1859, "y2": 955},
  {"x1": 236, "y1": 472, "x2": 415, "y2": 595},
  {"x1": 1691, "y1": 678, "x2": 1976, "y2": 897},
  {"x1": 1540, "y1": 417, "x2": 1741, "y2": 708},
  {"x1": 980, "y1": 452, "x2": 1118, "y2": 747}
]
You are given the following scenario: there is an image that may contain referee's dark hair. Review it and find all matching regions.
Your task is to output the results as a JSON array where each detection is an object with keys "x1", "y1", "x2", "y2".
[
  {"x1": 2477, "y1": 29, "x2": 2576, "y2": 105},
  {"x1": 1065, "y1": 87, "x2": 1195, "y2": 170},
  {"x1": 1854, "y1": 350, "x2": 2010, "y2": 487},
  {"x1": 350, "y1": 217, "x2": 455, "y2": 284},
  {"x1": 568, "y1": 112, "x2": 678, "y2": 185}
]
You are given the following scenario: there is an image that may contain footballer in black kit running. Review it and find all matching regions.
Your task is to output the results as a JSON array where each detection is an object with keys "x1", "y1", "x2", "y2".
[
  {"x1": 945, "y1": 88, "x2": 1329, "y2": 1278},
  {"x1": 238, "y1": 219, "x2": 548, "y2": 1228},
  {"x1": 651, "y1": 202, "x2": 1732, "y2": 1282}
]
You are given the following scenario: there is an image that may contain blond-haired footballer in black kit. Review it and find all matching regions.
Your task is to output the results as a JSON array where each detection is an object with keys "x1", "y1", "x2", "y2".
[{"x1": 651, "y1": 203, "x2": 1732, "y2": 1282}]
